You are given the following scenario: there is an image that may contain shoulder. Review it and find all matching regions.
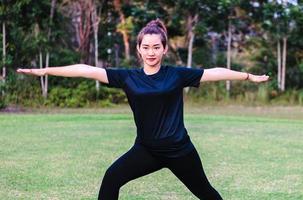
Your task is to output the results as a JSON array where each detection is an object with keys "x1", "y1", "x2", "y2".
[
  {"x1": 105, "y1": 67, "x2": 142, "y2": 80},
  {"x1": 162, "y1": 65, "x2": 184, "y2": 72},
  {"x1": 163, "y1": 65, "x2": 201, "y2": 73},
  {"x1": 106, "y1": 67, "x2": 140, "y2": 74}
]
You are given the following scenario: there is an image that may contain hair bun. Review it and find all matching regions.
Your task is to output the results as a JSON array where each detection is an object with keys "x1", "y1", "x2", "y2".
[
  {"x1": 146, "y1": 19, "x2": 167, "y2": 35},
  {"x1": 137, "y1": 18, "x2": 168, "y2": 48}
]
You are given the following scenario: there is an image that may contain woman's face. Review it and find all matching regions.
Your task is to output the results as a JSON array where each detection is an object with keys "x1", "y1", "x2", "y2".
[{"x1": 137, "y1": 34, "x2": 167, "y2": 68}]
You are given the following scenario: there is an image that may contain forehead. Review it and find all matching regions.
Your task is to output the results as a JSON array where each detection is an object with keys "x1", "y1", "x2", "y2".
[{"x1": 141, "y1": 34, "x2": 162, "y2": 46}]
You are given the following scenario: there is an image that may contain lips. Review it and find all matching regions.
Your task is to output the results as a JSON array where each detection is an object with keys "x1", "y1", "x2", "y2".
[{"x1": 146, "y1": 58, "x2": 156, "y2": 62}]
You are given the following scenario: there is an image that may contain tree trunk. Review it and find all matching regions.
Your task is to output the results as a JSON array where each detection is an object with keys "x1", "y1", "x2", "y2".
[
  {"x1": 44, "y1": 52, "x2": 49, "y2": 98},
  {"x1": 92, "y1": 1, "x2": 100, "y2": 92},
  {"x1": 122, "y1": 31, "x2": 130, "y2": 60},
  {"x1": 185, "y1": 14, "x2": 198, "y2": 93},
  {"x1": 2, "y1": 22, "x2": 6, "y2": 84},
  {"x1": 41, "y1": 0, "x2": 56, "y2": 99},
  {"x1": 187, "y1": 30, "x2": 195, "y2": 68},
  {"x1": 114, "y1": 43, "x2": 120, "y2": 67},
  {"x1": 277, "y1": 40, "x2": 281, "y2": 90},
  {"x1": 39, "y1": 52, "x2": 45, "y2": 96},
  {"x1": 113, "y1": 0, "x2": 130, "y2": 61},
  {"x1": 281, "y1": 37, "x2": 287, "y2": 92},
  {"x1": 226, "y1": 20, "x2": 232, "y2": 96},
  {"x1": 67, "y1": 0, "x2": 93, "y2": 63},
  {"x1": 210, "y1": 32, "x2": 218, "y2": 65}
]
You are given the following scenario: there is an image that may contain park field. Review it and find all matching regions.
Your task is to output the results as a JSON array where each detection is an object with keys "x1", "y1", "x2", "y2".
[{"x1": 0, "y1": 106, "x2": 302, "y2": 200}]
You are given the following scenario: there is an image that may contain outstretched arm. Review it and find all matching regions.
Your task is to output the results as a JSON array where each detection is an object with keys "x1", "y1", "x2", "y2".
[
  {"x1": 201, "y1": 67, "x2": 269, "y2": 83},
  {"x1": 17, "y1": 64, "x2": 109, "y2": 84}
]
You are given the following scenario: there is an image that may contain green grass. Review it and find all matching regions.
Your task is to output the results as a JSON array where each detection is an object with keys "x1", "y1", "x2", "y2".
[{"x1": 0, "y1": 107, "x2": 302, "y2": 200}]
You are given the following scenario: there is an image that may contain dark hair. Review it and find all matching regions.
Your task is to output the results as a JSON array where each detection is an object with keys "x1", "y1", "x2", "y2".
[{"x1": 137, "y1": 19, "x2": 168, "y2": 48}]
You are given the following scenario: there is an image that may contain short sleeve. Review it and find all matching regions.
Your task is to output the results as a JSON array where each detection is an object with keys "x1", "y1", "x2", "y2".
[
  {"x1": 105, "y1": 68, "x2": 129, "y2": 88},
  {"x1": 177, "y1": 67, "x2": 204, "y2": 87}
]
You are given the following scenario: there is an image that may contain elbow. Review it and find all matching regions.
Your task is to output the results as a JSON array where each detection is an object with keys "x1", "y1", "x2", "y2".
[{"x1": 202, "y1": 67, "x2": 226, "y2": 82}]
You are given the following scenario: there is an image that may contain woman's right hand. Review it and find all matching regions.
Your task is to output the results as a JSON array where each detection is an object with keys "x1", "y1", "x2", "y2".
[{"x1": 16, "y1": 68, "x2": 46, "y2": 76}]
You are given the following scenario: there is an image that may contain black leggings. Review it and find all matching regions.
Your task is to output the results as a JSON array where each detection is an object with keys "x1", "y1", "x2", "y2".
[{"x1": 98, "y1": 144, "x2": 222, "y2": 200}]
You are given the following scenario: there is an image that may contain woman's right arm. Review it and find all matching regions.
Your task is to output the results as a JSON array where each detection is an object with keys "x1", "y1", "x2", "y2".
[{"x1": 17, "y1": 64, "x2": 109, "y2": 84}]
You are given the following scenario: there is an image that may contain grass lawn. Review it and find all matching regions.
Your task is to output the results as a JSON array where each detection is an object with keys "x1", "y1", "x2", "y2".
[{"x1": 0, "y1": 106, "x2": 302, "y2": 200}]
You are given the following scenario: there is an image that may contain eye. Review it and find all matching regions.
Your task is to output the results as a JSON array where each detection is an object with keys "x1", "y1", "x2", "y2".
[
  {"x1": 142, "y1": 47, "x2": 148, "y2": 50},
  {"x1": 154, "y1": 47, "x2": 160, "y2": 50}
]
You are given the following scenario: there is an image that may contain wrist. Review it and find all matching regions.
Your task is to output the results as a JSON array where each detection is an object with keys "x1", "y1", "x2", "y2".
[
  {"x1": 43, "y1": 68, "x2": 48, "y2": 76},
  {"x1": 245, "y1": 73, "x2": 250, "y2": 81}
]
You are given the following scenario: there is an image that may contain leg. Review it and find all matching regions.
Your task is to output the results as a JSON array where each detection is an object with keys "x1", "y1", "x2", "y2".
[
  {"x1": 98, "y1": 144, "x2": 162, "y2": 200},
  {"x1": 166, "y1": 149, "x2": 223, "y2": 200}
]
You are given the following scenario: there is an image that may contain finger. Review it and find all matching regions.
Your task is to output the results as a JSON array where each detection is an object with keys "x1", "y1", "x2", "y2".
[
  {"x1": 259, "y1": 75, "x2": 269, "y2": 81},
  {"x1": 263, "y1": 75, "x2": 269, "y2": 81},
  {"x1": 261, "y1": 76, "x2": 269, "y2": 82},
  {"x1": 17, "y1": 69, "x2": 32, "y2": 73}
]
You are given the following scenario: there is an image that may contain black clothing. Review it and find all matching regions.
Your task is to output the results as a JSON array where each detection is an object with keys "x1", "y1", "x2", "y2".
[
  {"x1": 98, "y1": 144, "x2": 222, "y2": 200},
  {"x1": 106, "y1": 65, "x2": 203, "y2": 157},
  {"x1": 100, "y1": 65, "x2": 222, "y2": 199}
]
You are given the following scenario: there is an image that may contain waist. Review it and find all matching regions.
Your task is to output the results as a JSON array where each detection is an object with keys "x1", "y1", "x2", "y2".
[
  {"x1": 135, "y1": 134, "x2": 190, "y2": 149},
  {"x1": 135, "y1": 134, "x2": 194, "y2": 158}
]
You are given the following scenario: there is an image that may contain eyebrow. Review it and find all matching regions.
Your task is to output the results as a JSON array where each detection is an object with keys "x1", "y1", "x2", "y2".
[{"x1": 141, "y1": 44, "x2": 161, "y2": 47}]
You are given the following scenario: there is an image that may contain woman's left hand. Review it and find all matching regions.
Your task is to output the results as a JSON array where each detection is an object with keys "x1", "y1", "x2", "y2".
[{"x1": 248, "y1": 74, "x2": 269, "y2": 83}]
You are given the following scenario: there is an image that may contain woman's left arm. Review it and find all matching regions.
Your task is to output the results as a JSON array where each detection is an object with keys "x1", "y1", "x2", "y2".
[{"x1": 201, "y1": 67, "x2": 269, "y2": 83}]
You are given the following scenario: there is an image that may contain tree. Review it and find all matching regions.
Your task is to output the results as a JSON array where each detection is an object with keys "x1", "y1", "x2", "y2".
[
  {"x1": 2, "y1": 20, "x2": 6, "y2": 84},
  {"x1": 40, "y1": 0, "x2": 57, "y2": 98},
  {"x1": 0, "y1": 0, "x2": 10, "y2": 84},
  {"x1": 216, "y1": 0, "x2": 246, "y2": 95},
  {"x1": 113, "y1": 0, "x2": 133, "y2": 61},
  {"x1": 60, "y1": 0, "x2": 94, "y2": 64},
  {"x1": 262, "y1": 0, "x2": 300, "y2": 91},
  {"x1": 92, "y1": 0, "x2": 104, "y2": 93}
]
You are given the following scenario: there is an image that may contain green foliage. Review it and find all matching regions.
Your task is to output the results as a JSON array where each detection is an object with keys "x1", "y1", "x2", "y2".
[
  {"x1": 3, "y1": 72, "x2": 127, "y2": 108},
  {"x1": 5, "y1": 72, "x2": 44, "y2": 107},
  {"x1": 117, "y1": 16, "x2": 134, "y2": 34},
  {"x1": 46, "y1": 82, "x2": 127, "y2": 108},
  {"x1": 0, "y1": 81, "x2": 7, "y2": 109},
  {"x1": 298, "y1": 90, "x2": 303, "y2": 105},
  {"x1": 1, "y1": 0, "x2": 303, "y2": 107},
  {"x1": 189, "y1": 82, "x2": 228, "y2": 103},
  {"x1": 188, "y1": 81, "x2": 303, "y2": 106}
]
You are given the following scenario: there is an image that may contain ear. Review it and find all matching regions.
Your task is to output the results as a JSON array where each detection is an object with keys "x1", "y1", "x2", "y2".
[
  {"x1": 163, "y1": 45, "x2": 168, "y2": 55},
  {"x1": 136, "y1": 45, "x2": 141, "y2": 55}
]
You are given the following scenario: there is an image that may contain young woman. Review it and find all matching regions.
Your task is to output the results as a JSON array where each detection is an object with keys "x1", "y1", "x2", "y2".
[{"x1": 17, "y1": 19, "x2": 269, "y2": 200}]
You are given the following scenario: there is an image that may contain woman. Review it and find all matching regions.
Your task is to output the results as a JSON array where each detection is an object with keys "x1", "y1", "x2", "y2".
[{"x1": 17, "y1": 19, "x2": 269, "y2": 200}]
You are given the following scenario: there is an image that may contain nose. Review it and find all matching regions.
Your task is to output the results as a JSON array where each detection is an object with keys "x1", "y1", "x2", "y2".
[{"x1": 147, "y1": 48, "x2": 155, "y2": 55}]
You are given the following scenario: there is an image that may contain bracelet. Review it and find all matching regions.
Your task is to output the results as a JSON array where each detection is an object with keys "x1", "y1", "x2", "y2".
[{"x1": 245, "y1": 73, "x2": 250, "y2": 80}]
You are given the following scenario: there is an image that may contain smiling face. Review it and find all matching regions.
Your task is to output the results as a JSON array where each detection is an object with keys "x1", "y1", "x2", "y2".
[{"x1": 137, "y1": 34, "x2": 168, "y2": 69}]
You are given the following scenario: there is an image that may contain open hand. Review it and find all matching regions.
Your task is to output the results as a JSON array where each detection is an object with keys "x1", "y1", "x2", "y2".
[
  {"x1": 248, "y1": 74, "x2": 269, "y2": 83},
  {"x1": 16, "y1": 68, "x2": 46, "y2": 76}
]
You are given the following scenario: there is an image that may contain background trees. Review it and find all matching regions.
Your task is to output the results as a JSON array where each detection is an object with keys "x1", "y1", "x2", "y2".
[{"x1": 1, "y1": 0, "x2": 302, "y2": 108}]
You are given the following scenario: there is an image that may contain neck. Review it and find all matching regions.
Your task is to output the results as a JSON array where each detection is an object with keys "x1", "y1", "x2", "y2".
[{"x1": 143, "y1": 64, "x2": 161, "y2": 75}]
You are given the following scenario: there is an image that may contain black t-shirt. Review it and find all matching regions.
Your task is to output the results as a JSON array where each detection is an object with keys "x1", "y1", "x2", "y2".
[{"x1": 105, "y1": 65, "x2": 204, "y2": 157}]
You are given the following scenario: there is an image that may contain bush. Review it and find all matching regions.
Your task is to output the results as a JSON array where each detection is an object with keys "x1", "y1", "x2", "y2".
[
  {"x1": 5, "y1": 73, "x2": 44, "y2": 107},
  {"x1": 0, "y1": 94, "x2": 7, "y2": 109},
  {"x1": 46, "y1": 81, "x2": 127, "y2": 108},
  {"x1": 299, "y1": 90, "x2": 303, "y2": 105},
  {"x1": 47, "y1": 82, "x2": 94, "y2": 107},
  {"x1": 0, "y1": 81, "x2": 7, "y2": 109}
]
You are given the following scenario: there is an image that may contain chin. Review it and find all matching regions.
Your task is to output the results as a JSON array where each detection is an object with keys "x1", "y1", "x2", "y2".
[{"x1": 146, "y1": 61, "x2": 160, "y2": 67}]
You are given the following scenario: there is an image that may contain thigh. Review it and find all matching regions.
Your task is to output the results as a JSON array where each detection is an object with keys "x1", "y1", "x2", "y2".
[
  {"x1": 104, "y1": 144, "x2": 163, "y2": 186},
  {"x1": 166, "y1": 148, "x2": 222, "y2": 200}
]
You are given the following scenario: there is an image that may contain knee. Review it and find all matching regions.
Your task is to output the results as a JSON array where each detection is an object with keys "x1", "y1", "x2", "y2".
[{"x1": 102, "y1": 166, "x2": 125, "y2": 189}]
